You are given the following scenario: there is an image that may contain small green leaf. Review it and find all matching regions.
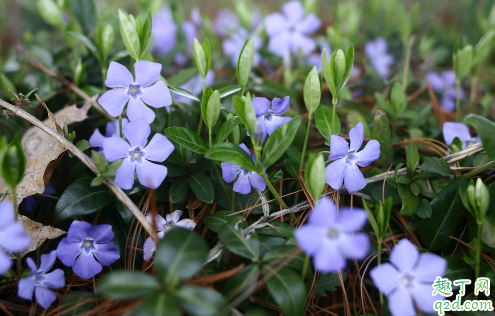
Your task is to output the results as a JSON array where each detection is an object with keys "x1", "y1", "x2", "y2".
[
  {"x1": 419, "y1": 157, "x2": 454, "y2": 178},
  {"x1": 0, "y1": 73, "x2": 16, "y2": 96},
  {"x1": 311, "y1": 272, "x2": 346, "y2": 298},
  {"x1": 205, "y1": 142, "x2": 256, "y2": 172},
  {"x1": 187, "y1": 173, "x2": 214, "y2": 203},
  {"x1": 68, "y1": 32, "x2": 102, "y2": 64},
  {"x1": 416, "y1": 199, "x2": 432, "y2": 218},
  {"x1": 203, "y1": 90, "x2": 220, "y2": 129},
  {"x1": 168, "y1": 85, "x2": 201, "y2": 102},
  {"x1": 194, "y1": 39, "x2": 207, "y2": 78},
  {"x1": 168, "y1": 68, "x2": 197, "y2": 86},
  {"x1": 218, "y1": 223, "x2": 260, "y2": 260},
  {"x1": 390, "y1": 82, "x2": 407, "y2": 115},
  {"x1": 321, "y1": 48, "x2": 336, "y2": 97},
  {"x1": 75, "y1": 139, "x2": 91, "y2": 152},
  {"x1": 397, "y1": 184, "x2": 420, "y2": 216},
  {"x1": 304, "y1": 153, "x2": 325, "y2": 200},
  {"x1": 406, "y1": 142, "x2": 419, "y2": 171},
  {"x1": 70, "y1": 0, "x2": 96, "y2": 34},
  {"x1": 139, "y1": 12, "x2": 152, "y2": 57},
  {"x1": 203, "y1": 211, "x2": 243, "y2": 233},
  {"x1": 178, "y1": 285, "x2": 227, "y2": 316},
  {"x1": 202, "y1": 38, "x2": 211, "y2": 75},
  {"x1": 118, "y1": 9, "x2": 140, "y2": 61},
  {"x1": 315, "y1": 105, "x2": 340, "y2": 139},
  {"x1": 465, "y1": 114, "x2": 495, "y2": 160},
  {"x1": 37, "y1": 0, "x2": 64, "y2": 28},
  {"x1": 233, "y1": 95, "x2": 257, "y2": 136},
  {"x1": 371, "y1": 110, "x2": 393, "y2": 166},
  {"x1": 453, "y1": 45, "x2": 473, "y2": 80},
  {"x1": 331, "y1": 49, "x2": 346, "y2": 88},
  {"x1": 337, "y1": 44, "x2": 354, "y2": 94},
  {"x1": 262, "y1": 116, "x2": 302, "y2": 167},
  {"x1": 135, "y1": 293, "x2": 180, "y2": 316},
  {"x1": 303, "y1": 66, "x2": 321, "y2": 116},
  {"x1": 264, "y1": 267, "x2": 307, "y2": 316},
  {"x1": 218, "y1": 85, "x2": 242, "y2": 99},
  {"x1": 169, "y1": 177, "x2": 190, "y2": 203},
  {"x1": 0, "y1": 136, "x2": 26, "y2": 188},
  {"x1": 237, "y1": 39, "x2": 255, "y2": 87},
  {"x1": 96, "y1": 24, "x2": 115, "y2": 61},
  {"x1": 164, "y1": 127, "x2": 209, "y2": 154},
  {"x1": 214, "y1": 117, "x2": 241, "y2": 144},
  {"x1": 98, "y1": 271, "x2": 160, "y2": 299}
]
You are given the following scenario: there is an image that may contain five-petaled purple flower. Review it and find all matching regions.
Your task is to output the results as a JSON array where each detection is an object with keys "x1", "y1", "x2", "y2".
[
  {"x1": 370, "y1": 239, "x2": 446, "y2": 316},
  {"x1": 365, "y1": 38, "x2": 394, "y2": 79},
  {"x1": 88, "y1": 119, "x2": 129, "y2": 151},
  {"x1": 252, "y1": 96, "x2": 292, "y2": 141},
  {"x1": 295, "y1": 197, "x2": 369, "y2": 273},
  {"x1": 102, "y1": 119, "x2": 174, "y2": 190},
  {"x1": 221, "y1": 143, "x2": 266, "y2": 194},
  {"x1": 0, "y1": 202, "x2": 31, "y2": 274},
  {"x1": 57, "y1": 221, "x2": 120, "y2": 280},
  {"x1": 442, "y1": 122, "x2": 480, "y2": 149},
  {"x1": 98, "y1": 61, "x2": 172, "y2": 123},
  {"x1": 326, "y1": 122, "x2": 380, "y2": 194},
  {"x1": 427, "y1": 70, "x2": 464, "y2": 112},
  {"x1": 265, "y1": 1, "x2": 321, "y2": 58},
  {"x1": 18, "y1": 250, "x2": 65, "y2": 308},
  {"x1": 143, "y1": 210, "x2": 196, "y2": 261}
]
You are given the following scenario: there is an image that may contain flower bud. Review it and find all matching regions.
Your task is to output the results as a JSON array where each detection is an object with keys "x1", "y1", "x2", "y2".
[{"x1": 466, "y1": 179, "x2": 490, "y2": 224}]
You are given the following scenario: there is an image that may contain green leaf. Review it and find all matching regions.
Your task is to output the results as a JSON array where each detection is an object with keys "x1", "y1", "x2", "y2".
[
  {"x1": 303, "y1": 66, "x2": 321, "y2": 115},
  {"x1": 168, "y1": 85, "x2": 201, "y2": 102},
  {"x1": 214, "y1": 117, "x2": 241, "y2": 144},
  {"x1": 54, "y1": 178, "x2": 113, "y2": 222},
  {"x1": 37, "y1": 0, "x2": 64, "y2": 28},
  {"x1": 315, "y1": 105, "x2": 340, "y2": 139},
  {"x1": 331, "y1": 49, "x2": 346, "y2": 88},
  {"x1": 194, "y1": 39, "x2": 207, "y2": 78},
  {"x1": 178, "y1": 285, "x2": 227, "y2": 316},
  {"x1": 135, "y1": 293, "x2": 180, "y2": 316},
  {"x1": 203, "y1": 211, "x2": 243, "y2": 233},
  {"x1": 202, "y1": 38, "x2": 211, "y2": 75},
  {"x1": 264, "y1": 267, "x2": 307, "y2": 316},
  {"x1": 98, "y1": 271, "x2": 160, "y2": 299},
  {"x1": 453, "y1": 45, "x2": 473, "y2": 80},
  {"x1": 419, "y1": 157, "x2": 454, "y2": 178},
  {"x1": 0, "y1": 136, "x2": 25, "y2": 188},
  {"x1": 168, "y1": 68, "x2": 197, "y2": 86},
  {"x1": 118, "y1": 9, "x2": 140, "y2": 61},
  {"x1": 262, "y1": 116, "x2": 302, "y2": 167},
  {"x1": 311, "y1": 272, "x2": 346, "y2": 298},
  {"x1": 321, "y1": 48, "x2": 336, "y2": 97},
  {"x1": 419, "y1": 177, "x2": 467, "y2": 250},
  {"x1": 444, "y1": 256, "x2": 473, "y2": 281},
  {"x1": 164, "y1": 127, "x2": 209, "y2": 154},
  {"x1": 70, "y1": 0, "x2": 96, "y2": 34},
  {"x1": 202, "y1": 90, "x2": 220, "y2": 129},
  {"x1": 233, "y1": 95, "x2": 257, "y2": 136},
  {"x1": 187, "y1": 173, "x2": 214, "y2": 203},
  {"x1": 96, "y1": 24, "x2": 115, "y2": 61},
  {"x1": 416, "y1": 198, "x2": 433, "y2": 218},
  {"x1": 371, "y1": 110, "x2": 393, "y2": 166},
  {"x1": 304, "y1": 153, "x2": 325, "y2": 200},
  {"x1": 75, "y1": 139, "x2": 91, "y2": 152},
  {"x1": 218, "y1": 85, "x2": 242, "y2": 99},
  {"x1": 337, "y1": 44, "x2": 354, "y2": 95},
  {"x1": 465, "y1": 114, "x2": 495, "y2": 160},
  {"x1": 218, "y1": 223, "x2": 260, "y2": 260},
  {"x1": 68, "y1": 32, "x2": 102, "y2": 63},
  {"x1": 406, "y1": 142, "x2": 419, "y2": 171},
  {"x1": 397, "y1": 184, "x2": 420, "y2": 216},
  {"x1": 205, "y1": 142, "x2": 256, "y2": 172},
  {"x1": 390, "y1": 82, "x2": 407, "y2": 115},
  {"x1": 221, "y1": 264, "x2": 260, "y2": 303},
  {"x1": 155, "y1": 227, "x2": 209, "y2": 285},
  {"x1": 139, "y1": 12, "x2": 152, "y2": 57},
  {"x1": 481, "y1": 219, "x2": 495, "y2": 248},
  {"x1": 262, "y1": 245, "x2": 309, "y2": 273},
  {"x1": 237, "y1": 39, "x2": 255, "y2": 87},
  {"x1": 169, "y1": 177, "x2": 190, "y2": 203},
  {"x1": 0, "y1": 73, "x2": 16, "y2": 96}
]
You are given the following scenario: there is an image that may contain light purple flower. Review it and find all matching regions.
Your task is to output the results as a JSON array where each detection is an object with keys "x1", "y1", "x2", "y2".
[
  {"x1": 88, "y1": 119, "x2": 129, "y2": 150},
  {"x1": 442, "y1": 122, "x2": 480, "y2": 149},
  {"x1": 223, "y1": 28, "x2": 262, "y2": 66},
  {"x1": 0, "y1": 202, "x2": 31, "y2": 274},
  {"x1": 306, "y1": 39, "x2": 331, "y2": 72},
  {"x1": 265, "y1": 1, "x2": 321, "y2": 58},
  {"x1": 173, "y1": 71, "x2": 215, "y2": 104},
  {"x1": 326, "y1": 122, "x2": 380, "y2": 194},
  {"x1": 98, "y1": 61, "x2": 172, "y2": 123},
  {"x1": 214, "y1": 8, "x2": 261, "y2": 38},
  {"x1": 427, "y1": 71, "x2": 465, "y2": 112},
  {"x1": 251, "y1": 96, "x2": 292, "y2": 141},
  {"x1": 295, "y1": 197, "x2": 369, "y2": 273},
  {"x1": 18, "y1": 250, "x2": 65, "y2": 308},
  {"x1": 221, "y1": 144, "x2": 266, "y2": 194},
  {"x1": 56, "y1": 221, "x2": 119, "y2": 280},
  {"x1": 174, "y1": 20, "x2": 197, "y2": 65},
  {"x1": 370, "y1": 239, "x2": 446, "y2": 316},
  {"x1": 102, "y1": 119, "x2": 174, "y2": 190},
  {"x1": 365, "y1": 38, "x2": 394, "y2": 79},
  {"x1": 143, "y1": 211, "x2": 196, "y2": 261},
  {"x1": 152, "y1": 7, "x2": 178, "y2": 56}
]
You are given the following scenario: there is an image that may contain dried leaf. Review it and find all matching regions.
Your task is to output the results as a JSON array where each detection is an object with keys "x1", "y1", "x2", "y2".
[
  {"x1": 17, "y1": 215, "x2": 66, "y2": 258},
  {"x1": 35, "y1": 93, "x2": 64, "y2": 136}
]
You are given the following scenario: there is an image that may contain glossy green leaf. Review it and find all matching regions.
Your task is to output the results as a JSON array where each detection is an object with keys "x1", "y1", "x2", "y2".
[
  {"x1": 397, "y1": 183, "x2": 420, "y2": 216},
  {"x1": 202, "y1": 38, "x2": 211, "y2": 75},
  {"x1": 444, "y1": 256, "x2": 473, "y2": 281},
  {"x1": 164, "y1": 127, "x2": 208, "y2": 154},
  {"x1": 168, "y1": 85, "x2": 201, "y2": 102},
  {"x1": 70, "y1": 0, "x2": 96, "y2": 34},
  {"x1": 203, "y1": 211, "x2": 243, "y2": 233},
  {"x1": 337, "y1": 44, "x2": 354, "y2": 94},
  {"x1": 315, "y1": 105, "x2": 340, "y2": 139},
  {"x1": 194, "y1": 39, "x2": 207, "y2": 78},
  {"x1": 219, "y1": 85, "x2": 242, "y2": 99},
  {"x1": 303, "y1": 66, "x2": 321, "y2": 115},
  {"x1": 155, "y1": 227, "x2": 209, "y2": 285},
  {"x1": 371, "y1": 110, "x2": 393, "y2": 166},
  {"x1": 202, "y1": 90, "x2": 220, "y2": 129},
  {"x1": 233, "y1": 95, "x2": 257, "y2": 136},
  {"x1": 118, "y1": 9, "x2": 140, "y2": 61},
  {"x1": 418, "y1": 157, "x2": 454, "y2": 178},
  {"x1": 221, "y1": 264, "x2": 259, "y2": 303},
  {"x1": 96, "y1": 24, "x2": 114, "y2": 61},
  {"x1": 218, "y1": 223, "x2": 260, "y2": 260},
  {"x1": 168, "y1": 68, "x2": 197, "y2": 86},
  {"x1": 304, "y1": 153, "x2": 325, "y2": 200},
  {"x1": 139, "y1": 12, "x2": 152, "y2": 57},
  {"x1": 262, "y1": 116, "x2": 302, "y2": 167},
  {"x1": 264, "y1": 267, "x2": 307, "y2": 316},
  {"x1": 390, "y1": 82, "x2": 407, "y2": 114},
  {"x1": 321, "y1": 48, "x2": 336, "y2": 97},
  {"x1": 465, "y1": 114, "x2": 495, "y2": 160},
  {"x1": 331, "y1": 49, "x2": 346, "y2": 88},
  {"x1": 214, "y1": 117, "x2": 241, "y2": 144},
  {"x1": 169, "y1": 177, "x2": 190, "y2": 203},
  {"x1": 262, "y1": 245, "x2": 309, "y2": 274},
  {"x1": 237, "y1": 39, "x2": 255, "y2": 87},
  {"x1": 135, "y1": 293, "x2": 180, "y2": 316},
  {"x1": 98, "y1": 271, "x2": 160, "y2": 299},
  {"x1": 0, "y1": 136, "x2": 26, "y2": 188},
  {"x1": 54, "y1": 177, "x2": 113, "y2": 222},
  {"x1": 406, "y1": 142, "x2": 419, "y2": 171},
  {"x1": 187, "y1": 173, "x2": 214, "y2": 203},
  {"x1": 37, "y1": 0, "x2": 64, "y2": 28},
  {"x1": 205, "y1": 142, "x2": 256, "y2": 172},
  {"x1": 68, "y1": 32, "x2": 102, "y2": 63},
  {"x1": 178, "y1": 285, "x2": 227, "y2": 316}
]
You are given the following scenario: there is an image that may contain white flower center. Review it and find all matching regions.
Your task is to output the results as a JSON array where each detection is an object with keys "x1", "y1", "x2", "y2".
[
  {"x1": 84, "y1": 240, "x2": 92, "y2": 248},
  {"x1": 327, "y1": 228, "x2": 339, "y2": 238},
  {"x1": 402, "y1": 275, "x2": 412, "y2": 287},
  {"x1": 132, "y1": 150, "x2": 141, "y2": 159},
  {"x1": 128, "y1": 84, "x2": 140, "y2": 96}
]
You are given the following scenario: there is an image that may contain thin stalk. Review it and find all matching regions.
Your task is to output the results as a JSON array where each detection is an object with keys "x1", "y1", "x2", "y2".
[
  {"x1": 260, "y1": 172, "x2": 288, "y2": 209},
  {"x1": 213, "y1": 163, "x2": 232, "y2": 205},
  {"x1": 377, "y1": 238, "x2": 384, "y2": 306},
  {"x1": 231, "y1": 191, "x2": 236, "y2": 212},
  {"x1": 301, "y1": 254, "x2": 309, "y2": 278},
  {"x1": 239, "y1": 86, "x2": 245, "y2": 97},
  {"x1": 475, "y1": 223, "x2": 482, "y2": 283},
  {"x1": 455, "y1": 79, "x2": 461, "y2": 122},
  {"x1": 197, "y1": 77, "x2": 207, "y2": 135},
  {"x1": 118, "y1": 115, "x2": 123, "y2": 138},
  {"x1": 298, "y1": 113, "x2": 313, "y2": 172},
  {"x1": 208, "y1": 128, "x2": 213, "y2": 147},
  {"x1": 464, "y1": 160, "x2": 495, "y2": 178},
  {"x1": 401, "y1": 36, "x2": 414, "y2": 90},
  {"x1": 10, "y1": 187, "x2": 18, "y2": 218},
  {"x1": 331, "y1": 98, "x2": 338, "y2": 136},
  {"x1": 167, "y1": 107, "x2": 172, "y2": 127}
]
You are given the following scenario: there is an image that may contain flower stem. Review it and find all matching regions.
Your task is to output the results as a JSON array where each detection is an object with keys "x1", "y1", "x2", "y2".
[
  {"x1": 301, "y1": 253, "x2": 309, "y2": 278},
  {"x1": 260, "y1": 172, "x2": 288, "y2": 209},
  {"x1": 231, "y1": 191, "x2": 236, "y2": 212},
  {"x1": 118, "y1": 115, "x2": 123, "y2": 138},
  {"x1": 455, "y1": 79, "x2": 461, "y2": 122},
  {"x1": 475, "y1": 222, "x2": 482, "y2": 285},
  {"x1": 9, "y1": 186, "x2": 18, "y2": 219},
  {"x1": 197, "y1": 77, "x2": 207, "y2": 135},
  {"x1": 463, "y1": 160, "x2": 495, "y2": 178},
  {"x1": 377, "y1": 238, "x2": 384, "y2": 306},
  {"x1": 167, "y1": 107, "x2": 172, "y2": 127},
  {"x1": 213, "y1": 162, "x2": 232, "y2": 206},
  {"x1": 298, "y1": 113, "x2": 313, "y2": 172}
]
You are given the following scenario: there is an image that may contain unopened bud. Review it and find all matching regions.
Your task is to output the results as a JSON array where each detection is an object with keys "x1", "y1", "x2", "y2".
[{"x1": 466, "y1": 179, "x2": 490, "y2": 224}]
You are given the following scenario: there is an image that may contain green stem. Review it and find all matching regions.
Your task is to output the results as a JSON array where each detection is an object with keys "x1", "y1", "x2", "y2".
[
  {"x1": 377, "y1": 238, "x2": 384, "y2": 306},
  {"x1": 239, "y1": 86, "x2": 245, "y2": 97},
  {"x1": 167, "y1": 107, "x2": 172, "y2": 127},
  {"x1": 301, "y1": 254, "x2": 310, "y2": 278},
  {"x1": 464, "y1": 160, "x2": 495, "y2": 178},
  {"x1": 231, "y1": 191, "x2": 236, "y2": 212},
  {"x1": 197, "y1": 77, "x2": 207, "y2": 135},
  {"x1": 118, "y1": 115, "x2": 123, "y2": 138},
  {"x1": 475, "y1": 222, "x2": 482, "y2": 288},
  {"x1": 456, "y1": 79, "x2": 461, "y2": 122},
  {"x1": 402, "y1": 36, "x2": 414, "y2": 90},
  {"x1": 298, "y1": 113, "x2": 313, "y2": 172},
  {"x1": 260, "y1": 172, "x2": 287, "y2": 209},
  {"x1": 208, "y1": 128, "x2": 213, "y2": 148},
  {"x1": 10, "y1": 186, "x2": 18, "y2": 219},
  {"x1": 331, "y1": 98, "x2": 338, "y2": 135},
  {"x1": 213, "y1": 163, "x2": 232, "y2": 205}
]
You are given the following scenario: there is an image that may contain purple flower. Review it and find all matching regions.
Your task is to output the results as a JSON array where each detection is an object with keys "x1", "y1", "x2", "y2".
[
  {"x1": 265, "y1": 1, "x2": 321, "y2": 58},
  {"x1": 213, "y1": 9, "x2": 240, "y2": 37},
  {"x1": 223, "y1": 28, "x2": 262, "y2": 66},
  {"x1": 307, "y1": 40, "x2": 331, "y2": 72},
  {"x1": 173, "y1": 71, "x2": 215, "y2": 104},
  {"x1": 98, "y1": 61, "x2": 172, "y2": 123},
  {"x1": 102, "y1": 119, "x2": 174, "y2": 190},
  {"x1": 442, "y1": 122, "x2": 480, "y2": 149},
  {"x1": 88, "y1": 119, "x2": 129, "y2": 150},
  {"x1": 152, "y1": 7, "x2": 177, "y2": 56},
  {"x1": 20, "y1": 184, "x2": 56, "y2": 212},
  {"x1": 365, "y1": 38, "x2": 394, "y2": 79},
  {"x1": 251, "y1": 96, "x2": 292, "y2": 141},
  {"x1": 370, "y1": 239, "x2": 446, "y2": 316},
  {"x1": 56, "y1": 221, "x2": 120, "y2": 280},
  {"x1": 18, "y1": 250, "x2": 65, "y2": 308},
  {"x1": 295, "y1": 197, "x2": 369, "y2": 273},
  {"x1": 0, "y1": 202, "x2": 31, "y2": 274},
  {"x1": 221, "y1": 144, "x2": 266, "y2": 194},
  {"x1": 427, "y1": 71, "x2": 465, "y2": 112},
  {"x1": 143, "y1": 210, "x2": 196, "y2": 261},
  {"x1": 326, "y1": 122, "x2": 380, "y2": 194}
]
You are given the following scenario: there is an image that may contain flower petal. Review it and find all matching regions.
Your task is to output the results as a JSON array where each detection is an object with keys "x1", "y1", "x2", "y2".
[
  {"x1": 343, "y1": 163, "x2": 367, "y2": 194},
  {"x1": 66, "y1": 221, "x2": 91, "y2": 243},
  {"x1": 413, "y1": 253, "x2": 446, "y2": 283},
  {"x1": 411, "y1": 283, "x2": 444, "y2": 313},
  {"x1": 355, "y1": 140, "x2": 380, "y2": 167},
  {"x1": 102, "y1": 137, "x2": 130, "y2": 162},
  {"x1": 308, "y1": 196, "x2": 338, "y2": 227},
  {"x1": 141, "y1": 81, "x2": 172, "y2": 108},
  {"x1": 93, "y1": 242, "x2": 120, "y2": 266},
  {"x1": 426, "y1": 72, "x2": 443, "y2": 91},
  {"x1": 143, "y1": 237, "x2": 156, "y2": 262},
  {"x1": 73, "y1": 253, "x2": 102, "y2": 279},
  {"x1": 127, "y1": 98, "x2": 156, "y2": 123},
  {"x1": 248, "y1": 172, "x2": 266, "y2": 191},
  {"x1": 39, "y1": 250, "x2": 57, "y2": 274},
  {"x1": 98, "y1": 88, "x2": 129, "y2": 117},
  {"x1": 169, "y1": 210, "x2": 182, "y2": 223},
  {"x1": 252, "y1": 97, "x2": 270, "y2": 117},
  {"x1": 233, "y1": 172, "x2": 252, "y2": 194},
  {"x1": 329, "y1": 135, "x2": 349, "y2": 160},
  {"x1": 0, "y1": 222, "x2": 31, "y2": 252},
  {"x1": 349, "y1": 122, "x2": 364, "y2": 152},
  {"x1": 339, "y1": 233, "x2": 369, "y2": 259},
  {"x1": 290, "y1": 33, "x2": 316, "y2": 55},
  {"x1": 338, "y1": 208, "x2": 368, "y2": 232},
  {"x1": 89, "y1": 224, "x2": 114, "y2": 243},
  {"x1": 294, "y1": 225, "x2": 326, "y2": 255},
  {"x1": 370, "y1": 263, "x2": 401, "y2": 295},
  {"x1": 88, "y1": 128, "x2": 105, "y2": 148},
  {"x1": 27, "y1": 257, "x2": 37, "y2": 273},
  {"x1": 442, "y1": 122, "x2": 471, "y2": 146},
  {"x1": 143, "y1": 134, "x2": 174, "y2": 162},
  {"x1": 268, "y1": 31, "x2": 290, "y2": 57},
  {"x1": 325, "y1": 158, "x2": 346, "y2": 190},
  {"x1": 105, "y1": 61, "x2": 134, "y2": 88},
  {"x1": 388, "y1": 286, "x2": 416, "y2": 316},
  {"x1": 389, "y1": 239, "x2": 418, "y2": 274},
  {"x1": 270, "y1": 96, "x2": 290, "y2": 115},
  {"x1": 56, "y1": 238, "x2": 83, "y2": 267},
  {"x1": 18, "y1": 277, "x2": 35, "y2": 300},
  {"x1": 176, "y1": 219, "x2": 196, "y2": 230},
  {"x1": 0, "y1": 250, "x2": 12, "y2": 274},
  {"x1": 265, "y1": 116, "x2": 292, "y2": 136},
  {"x1": 313, "y1": 238, "x2": 346, "y2": 273},
  {"x1": 265, "y1": 12, "x2": 287, "y2": 36},
  {"x1": 239, "y1": 143, "x2": 251, "y2": 155},
  {"x1": 134, "y1": 60, "x2": 161, "y2": 88},
  {"x1": 146, "y1": 213, "x2": 166, "y2": 231},
  {"x1": 295, "y1": 14, "x2": 320, "y2": 34},
  {"x1": 136, "y1": 160, "x2": 167, "y2": 189},
  {"x1": 282, "y1": 1, "x2": 304, "y2": 26},
  {"x1": 221, "y1": 162, "x2": 243, "y2": 183},
  {"x1": 35, "y1": 286, "x2": 57, "y2": 309},
  {"x1": 123, "y1": 118, "x2": 151, "y2": 149},
  {"x1": 43, "y1": 269, "x2": 65, "y2": 289},
  {"x1": 114, "y1": 158, "x2": 136, "y2": 190},
  {"x1": 0, "y1": 202, "x2": 15, "y2": 229}
]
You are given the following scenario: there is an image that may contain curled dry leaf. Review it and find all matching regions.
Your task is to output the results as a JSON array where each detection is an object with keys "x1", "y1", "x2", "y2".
[{"x1": 16, "y1": 215, "x2": 66, "y2": 258}]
